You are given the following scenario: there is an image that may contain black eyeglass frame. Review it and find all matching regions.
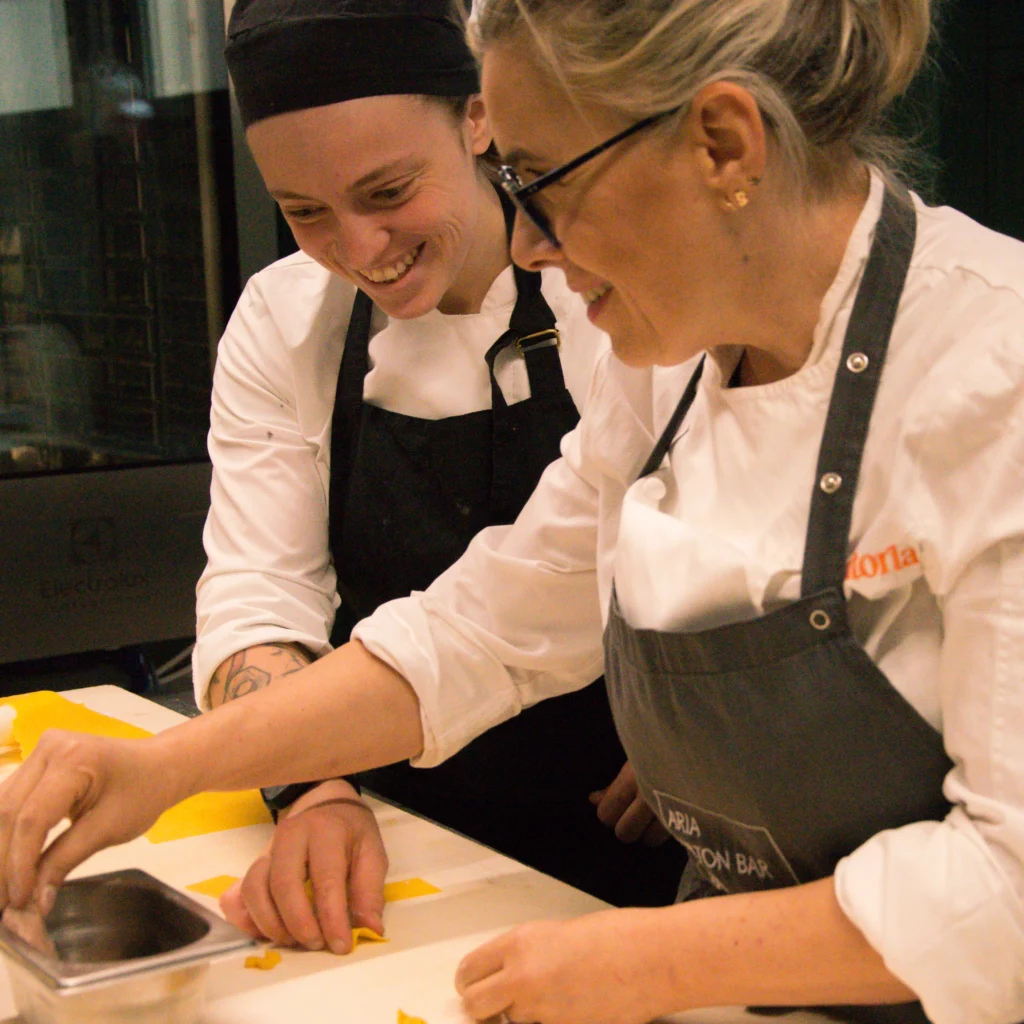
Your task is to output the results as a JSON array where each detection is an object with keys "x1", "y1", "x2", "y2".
[{"x1": 497, "y1": 108, "x2": 682, "y2": 247}]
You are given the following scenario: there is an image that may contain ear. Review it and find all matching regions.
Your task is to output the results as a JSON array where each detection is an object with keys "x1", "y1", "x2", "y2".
[
  {"x1": 687, "y1": 82, "x2": 767, "y2": 206},
  {"x1": 464, "y1": 94, "x2": 495, "y2": 157}
]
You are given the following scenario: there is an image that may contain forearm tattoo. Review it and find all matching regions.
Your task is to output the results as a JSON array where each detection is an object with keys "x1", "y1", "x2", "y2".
[{"x1": 208, "y1": 642, "x2": 311, "y2": 706}]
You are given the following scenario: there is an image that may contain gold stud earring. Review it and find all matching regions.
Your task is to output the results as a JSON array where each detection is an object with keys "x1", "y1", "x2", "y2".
[{"x1": 733, "y1": 189, "x2": 750, "y2": 209}]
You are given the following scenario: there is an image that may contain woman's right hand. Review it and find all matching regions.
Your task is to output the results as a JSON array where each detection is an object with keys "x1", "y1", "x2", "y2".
[
  {"x1": 220, "y1": 778, "x2": 388, "y2": 954},
  {"x1": 0, "y1": 729, "x2": 181, "y2": 914}
]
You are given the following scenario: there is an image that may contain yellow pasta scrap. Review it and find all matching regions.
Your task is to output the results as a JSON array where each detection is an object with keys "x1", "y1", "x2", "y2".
[
  {"x1": 383, "y1": 877, "x2": 441, "y2": 902},
  {"x1": 244, "y1": 948, "x2": 282, "y2": 971},
  {"x1": 351, "y1": 926, "x2": 388, "y2": 949},
  {"x1": 186, "y1": 875, "x2": 240, "y2": 899},
  {"x1": 397, "y1": 1011, "x2": 427, "y2": 1024}
]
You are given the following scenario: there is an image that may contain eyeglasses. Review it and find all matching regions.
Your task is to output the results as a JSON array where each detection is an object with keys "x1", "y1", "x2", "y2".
[{"x1": 497, "y1": 108, "x2": 681, "y2": 248}]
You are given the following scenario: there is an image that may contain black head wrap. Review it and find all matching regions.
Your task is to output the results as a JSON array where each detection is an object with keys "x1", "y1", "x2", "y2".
[{"x1": 225, "y1": 0, "x2": 479, "y2": 127}]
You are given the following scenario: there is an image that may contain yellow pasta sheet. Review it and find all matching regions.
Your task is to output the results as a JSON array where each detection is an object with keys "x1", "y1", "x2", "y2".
[{"x1": 0, "y1": 691, "x2": 271, "y2": 841}]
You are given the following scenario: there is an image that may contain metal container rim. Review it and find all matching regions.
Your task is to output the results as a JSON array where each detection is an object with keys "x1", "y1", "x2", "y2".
[{"x1": 0, "y1": 868, "x2": 257, "y2": 992}]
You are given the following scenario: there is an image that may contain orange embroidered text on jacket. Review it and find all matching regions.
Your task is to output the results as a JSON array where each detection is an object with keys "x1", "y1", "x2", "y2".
[{"x1": 846, "y1": 544, "x2": 920, "y2": 581}]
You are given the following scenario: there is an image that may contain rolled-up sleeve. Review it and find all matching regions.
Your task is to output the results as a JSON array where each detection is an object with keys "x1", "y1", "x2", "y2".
[
  {"x1": 192, "y1": 276, "x2": 339, "y2": 709},
  {"x1": 354, "y1": 422, "x2": 607, "y2": 767},
  {"x1": 836, "y1": 325, "x2": 1024, "y2": 1024}
]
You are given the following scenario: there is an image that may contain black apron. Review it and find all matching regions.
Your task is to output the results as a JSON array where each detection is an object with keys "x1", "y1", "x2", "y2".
[
  {"x1": 329, "y1": 244, "x2": 685, "y2": 907},
  {"x1": 605, "y1": 188, "x2": 952, "y2": 1021}
]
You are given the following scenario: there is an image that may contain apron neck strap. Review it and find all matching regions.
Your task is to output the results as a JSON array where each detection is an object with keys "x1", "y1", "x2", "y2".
[
  {"x1": 800, "y1": 184, "x2": 917, "y2": 596},
  {"x1": 638, "y1": 356, "x2": 706, "y2": 478},
  {"x1": 484, "y1": 188, "x2": 563, "y2": 408},
  {"x1": 338, "y1": 288, "x2": 375, "y2": 437}
]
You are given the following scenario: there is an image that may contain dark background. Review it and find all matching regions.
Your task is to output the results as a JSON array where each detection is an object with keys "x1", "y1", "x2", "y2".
[{"x1": 895, "y1": 0, "x2": 1023, "y2": 241}]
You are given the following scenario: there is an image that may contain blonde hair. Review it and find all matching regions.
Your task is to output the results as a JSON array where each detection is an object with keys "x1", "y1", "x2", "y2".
[{"x1": 472, "y1": 0, "x2": 932, "y2": 195}]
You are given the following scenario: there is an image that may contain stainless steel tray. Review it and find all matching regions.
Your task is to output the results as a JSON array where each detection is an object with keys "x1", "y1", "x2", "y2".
[{"x1": 0, "y1": 868, "x2": 257, "y2": 1024}]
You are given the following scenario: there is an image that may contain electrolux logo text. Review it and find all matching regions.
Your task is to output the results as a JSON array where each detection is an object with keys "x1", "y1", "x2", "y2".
[
  {"x1": 39, "y1": 572, "x2": 149, "y2": 603},
  {"x1": 37, "y1": 517, "x2": 148, "y2": 606}
]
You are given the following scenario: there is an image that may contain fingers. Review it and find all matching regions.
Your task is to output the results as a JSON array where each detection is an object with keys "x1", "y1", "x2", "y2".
[
  {"x1": 0, "y1": 749, "x2": 53, "y2": 908},
  {"x1": 219, "y1": 880, "x2": 263, "y2": 939},
  {"x1": 0, "y1": 732, "x2": 173, "y2": 915},
  {"x1": 592, "y1": 761, "x2": 670, "y2": 844},
  {"x1": 342, "y1": 812, "x2": 387, "y2": 937},
  {"x1": 30, "y1": 740, "x2": 172, "y2": 905},
  {"x1": 233, "y1": 799, "x2": 388, "y2": 954},
  {"x1": 1, "y1": 740, "x2": 99, "y2": 908},
  {"x1": 2, "y1": 903, "x2": 56, "y2": 956},
  {"x1": 592, "y1": 761, "x2": 639, "y2": 830},
  {"x1": 304, "y1": 815, "x2": 355, "y2": 954},
  {"x1": 456, "y1": 933, "x2": 517, "y2": 1023},
  {"x1": 640, "y1": 817, "x2": 671, "y2": 848},
  {"x1": 238, "y1": 854, "x2": 295, "y2": 947},
  {"x1": 612, "y1": 796, "x2": 657, "y2": 844},
  {"x1": 460, "y1": 970, "x2": 514, "y2": 1022},
  {"x1": 267, "y1": 816, "x2": 327, "y2": 951},
  {"x1": 35, "y1": 775, "x2": 154, "y2": 904},
  {"x1": 455, "y1": 931, "x2": 508, "y2": 994}
]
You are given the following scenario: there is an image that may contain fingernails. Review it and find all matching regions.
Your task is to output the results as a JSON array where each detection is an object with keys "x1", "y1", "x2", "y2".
[
  {"x1": 37, "y1": 885, "x2": 57, "y2": 917},
  {"x1": 328, "y1": 936, "x2": 350, "y2": 955},
  {"x1": 306, "y1": 936, "x2": 325, "y2": 951}
]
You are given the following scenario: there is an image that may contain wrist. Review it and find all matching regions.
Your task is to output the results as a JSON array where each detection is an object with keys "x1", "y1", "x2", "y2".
[
  {"x1": 266, "y1": 776, "x2": 365, "y2": 821},
  {"x1": 261, "y1": 781, "x2": 321, "y2": 822},
  {"x1": 147, "y1": 726, "x2": 206, "y2": 807},
  {"x1": 618, "y1": 907, "x2": 689, "y2": 1020}
]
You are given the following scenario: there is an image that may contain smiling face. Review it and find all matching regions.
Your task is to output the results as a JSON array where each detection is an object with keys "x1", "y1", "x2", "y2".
[
  {"x1": 246, "y1": 94, "x2": 508, "y2": 318},
  {"x1": 482, "y1": 42, "x2": 750, "y2": 367}
]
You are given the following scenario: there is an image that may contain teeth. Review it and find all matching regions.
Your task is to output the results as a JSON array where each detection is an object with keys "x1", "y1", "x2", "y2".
[
  {"x1": 362, "y1": 246, "x2": 419, "y2": 284},
  {"x1": 583, "y1": 283, "x2": 611, "y2": 305}
]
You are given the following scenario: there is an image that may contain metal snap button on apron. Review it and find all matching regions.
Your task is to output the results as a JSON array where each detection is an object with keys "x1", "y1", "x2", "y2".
[
  {"x1": 846, "y1": 352, "x2": 869, "y2": 373},
  {"x1": 820, "y1": 472, "x2": 842, "y2": 494},
  {"x1": 809, "y1": 609, "x2": 831, "y2": 631}
]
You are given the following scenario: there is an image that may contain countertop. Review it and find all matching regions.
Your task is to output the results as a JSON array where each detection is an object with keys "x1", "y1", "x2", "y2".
[{"x1": 0, "y1": 686, "x2": 833, "y2": 1024}]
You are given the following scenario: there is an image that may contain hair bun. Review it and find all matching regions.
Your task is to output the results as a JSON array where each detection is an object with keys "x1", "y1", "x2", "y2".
[{"x1": 874, "y1": 0, "x2": 932, "y2": 101}]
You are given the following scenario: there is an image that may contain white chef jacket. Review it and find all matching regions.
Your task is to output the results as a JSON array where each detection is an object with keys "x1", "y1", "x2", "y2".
[
  {"x1": 354, "y1": 173, "x2": 1024, "y2": 1023},
  {"x1": 192, "y1": 257, "x2": 609, "y2": 705}
]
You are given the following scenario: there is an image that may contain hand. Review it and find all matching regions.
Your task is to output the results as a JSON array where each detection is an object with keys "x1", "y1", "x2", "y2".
[
  {"x1": 455, "y1": 908, "x2": 675, "y2": 1024},
  {"x1": 220, "y1": 778, "x2": 388, "y2": 954},
  {"x1": 2, "y1": 902, "x2": 56, "y2": 956},
  {"x1": 0, "y1": 730, "x2": 180, "y2": 913},
  {"x1": 589, "y1": 762, "x2": 670, "y2": 846}
]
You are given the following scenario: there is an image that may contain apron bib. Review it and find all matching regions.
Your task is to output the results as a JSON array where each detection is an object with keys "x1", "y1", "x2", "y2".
[
  {"x1": 606, "y1": 188, "x2": 951, "y2": 1021},
  {"x1": 329, "y1": 235, "x2": 685, "y2": 906}
]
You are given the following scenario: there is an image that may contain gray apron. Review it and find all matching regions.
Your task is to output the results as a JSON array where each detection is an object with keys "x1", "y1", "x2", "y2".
[{"x1": 605, "y1": 188, "x2": 952, "y2": 1023}]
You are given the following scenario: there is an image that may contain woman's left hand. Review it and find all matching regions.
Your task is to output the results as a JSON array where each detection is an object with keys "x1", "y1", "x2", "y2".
[{"x1": 454, "y1": 908, "x2": 677, "y2": 1024}]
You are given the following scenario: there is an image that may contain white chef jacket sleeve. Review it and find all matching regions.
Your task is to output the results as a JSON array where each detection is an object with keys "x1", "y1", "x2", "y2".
[
  {"x1": 835, "y1": 314, "x2": 1024, "y2": 1024},
  {"x1": 192, "y1": 272, "x2": 341, "y2": 710},
  {"x1": 353, "y1": 377, "x2": 609, "y2": 768}
]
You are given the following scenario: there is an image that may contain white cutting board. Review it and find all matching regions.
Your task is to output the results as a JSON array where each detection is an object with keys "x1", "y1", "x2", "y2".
[
  {"x1": 0, "y1": 938, "x2": 843, "y2": 1024},
  {"x1": 202, "y1": 927, "x2": 830, "y2": 1024},
  {"x1": 203, "y1": 929, "x2": 498, "y2": 1024}
]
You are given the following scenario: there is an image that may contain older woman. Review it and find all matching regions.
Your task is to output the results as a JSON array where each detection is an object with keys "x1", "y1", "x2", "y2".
[{"x1": 2, "y1": 1, "x2": 1023, "y2": 1022}]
